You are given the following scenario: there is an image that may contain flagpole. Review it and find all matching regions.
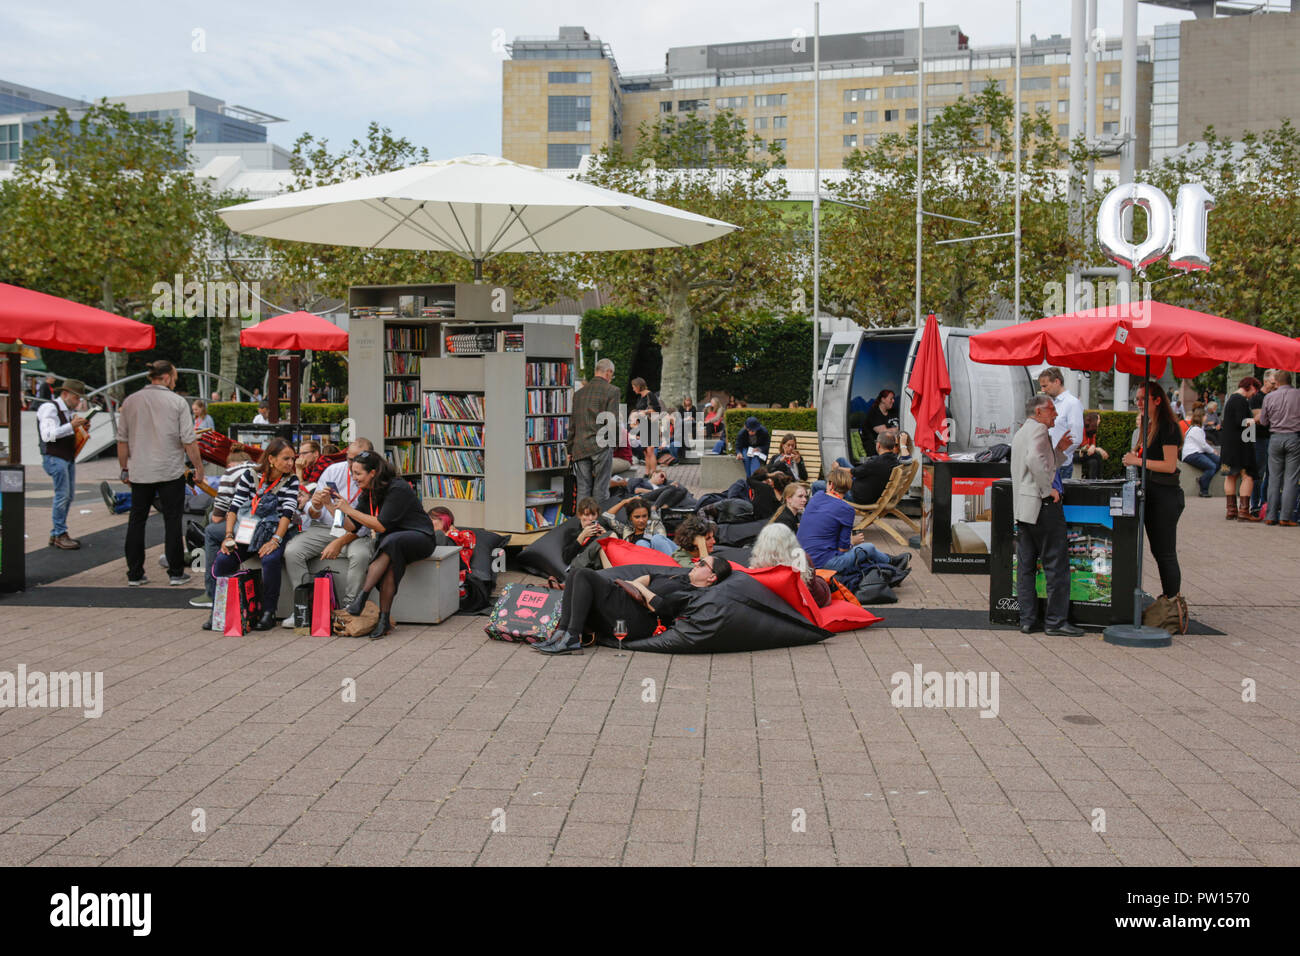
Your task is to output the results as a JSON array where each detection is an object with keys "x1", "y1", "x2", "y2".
[
  {"x1": 812, "y1": 1, "x2": 821, "y2": 407},
  {"x1": 1014, "y1": 0, "x2": 1022, "y2": 324},
  {"x1": 914, "y1": 1, "x2": 924, "y2": 328}
]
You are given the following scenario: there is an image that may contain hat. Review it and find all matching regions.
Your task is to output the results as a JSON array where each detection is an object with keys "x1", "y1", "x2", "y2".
[
  {"x1": 59, "y1": 379, "x2": 88, "y2": 399},
  {"x1": 745, "y1": 416, "x2": 760, "y2": 430}
]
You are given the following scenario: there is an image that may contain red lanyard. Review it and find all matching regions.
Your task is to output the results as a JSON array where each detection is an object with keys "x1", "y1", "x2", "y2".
[{"x1": 250, "y1": 471, "x2": 282, "y2": 514}]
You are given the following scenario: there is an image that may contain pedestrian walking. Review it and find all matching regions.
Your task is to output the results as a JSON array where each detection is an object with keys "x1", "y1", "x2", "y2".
[
  {"x1": 1259, "y1": 369, "x2": 1300, "y2": 526},
  {"x1": 117, "y1": 360, "x2": 205, "y2": 586},
  {"x1": 1011, "y1": 393, "x2": 1082, "y2": 636},
  {"x1": 1249, "y1": 370, "x2": 1277, "y2": 518},
  {"x1": 1220, "y1": 377, "x2": 1261, "y2": 521},
  {"x1": 566, "y1": 358, "x2": 621, "y2": 502},
  {"x1": 36, "y1": 378, "x2": 91, "y2": 550}
]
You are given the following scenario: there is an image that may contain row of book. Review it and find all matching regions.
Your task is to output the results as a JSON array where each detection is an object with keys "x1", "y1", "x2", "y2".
[
  {"x1": 526, "y1": 389, "x2": 572, "y2": 415},
  {"x1": 423, "y1": 421, "x2": 484, "y2": 447},
  {"x1": 384, "y1": 380, "x2": 419, "y2": 403},
  {"x1": 526, "y1": 444, "x2": 568, "y2": 470},
  {"x1": 524, "y1": 503, "x2": 562, "y2": 532},
  {"x1": 386, "y1": 442, "x2": 419, "y2": 474},
  {"x1": 525, "y1": 490, "x2": 563, "y2": 506},
  {"x1": 425, "y1": 475, "x2": 485, "y2": 501},
  {"x1": 423, "y1": 392, "x2": 485, "y2": 421},
  {"x1": 384, "y1": 352, "x2": 421, "y2": 375},
  {"x1": 445, "y1": 332, "x2": 496, "y2": 354},
  {"x1": 524, "y1": 417, "x2": 569, "y2": 442},
  {"x1": 423, "y1": 447, "x2": 485, "y2": 475},
  {"x1": 384, "y1": 410, "x2": 418, "y2": 439},
  {"x1": 525, "y1": 361, "x2": 572, "y2": 387},
  {"x1": 350, "y1": 305, "x2": 396, "y2": 318},
  {"x1": 384, "y1": 327, "x2": 426, "y2": 350}
]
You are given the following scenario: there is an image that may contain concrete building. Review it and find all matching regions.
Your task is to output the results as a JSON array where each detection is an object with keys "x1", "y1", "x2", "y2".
[{"x1": 503, "y1": 24, "x2": 1153, "y2": 170}]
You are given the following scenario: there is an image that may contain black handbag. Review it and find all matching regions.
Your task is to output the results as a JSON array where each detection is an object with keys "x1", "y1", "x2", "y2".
[{"x1": 292, "y1": 575, "x2": 314, "y2": 629}]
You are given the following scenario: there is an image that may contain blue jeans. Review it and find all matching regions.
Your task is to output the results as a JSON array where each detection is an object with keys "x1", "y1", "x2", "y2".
[
  {"x1": 204, "y1": 520, "x2": 228, "y2": 597},
  {"x1": 212, "y1": 542, "x2": 286, "y2": 618},
  {"x1": 817, "y1": 541, "x2": 895, "y2": 574},
  {"x1": 41, "y1": 454, "x2": 74, "y2": 537},
  {"x1": 711, "y1": 439, "x2": 726, "y2": 455},
  {"x1": 1057, "y1": 461, "x2": 1074, "y2": 483},
  {"x1": 742, "y1": 454, "x2": 764, "y2": 478},
  {"x1": 1183, "y1": 452, "x2": 1220, "y2": 495},
  {"x1": 645, "y1": 534, "x2": 677, "y2": 556},
  {"x1": 1252, "y1": 435, "x2": 1270, "y2": 514}
]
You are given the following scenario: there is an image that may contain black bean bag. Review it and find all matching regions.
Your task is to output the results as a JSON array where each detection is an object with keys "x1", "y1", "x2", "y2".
[
  {"x1": 516, "y1": 520, "x2": 574, "y2": 580},
  {"x1": 709, "y1": 544, "x2": 751, "y2": 567},
  {"x1": 715, "y1": 519, "x2": 767, "y2": 548},
  {"x1": 600, "y1": 567, "x2": 832, "y2": 654}
]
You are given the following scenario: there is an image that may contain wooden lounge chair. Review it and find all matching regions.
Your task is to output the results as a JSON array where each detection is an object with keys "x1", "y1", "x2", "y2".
[{"x1": 848, "y1": 460, "x2": 920, "y2": 547}]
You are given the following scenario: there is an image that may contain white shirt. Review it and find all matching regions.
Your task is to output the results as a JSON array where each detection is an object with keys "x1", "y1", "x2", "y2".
[
  {"x1": 36, "y1": 397, "x2": 75, "y2": 444},
  {"x1": 303, "y1": 459, "x2": 368, "y2": 535},
  {"x1": 1048, "y1": 388, "x2": 1085, "y2": 461},
  {"x1": 1182, "y1": 426, "x2": 1215, "y2": 459},
  {"x1": 252, "y1": 413, "x2": 269, "y2": 425}
]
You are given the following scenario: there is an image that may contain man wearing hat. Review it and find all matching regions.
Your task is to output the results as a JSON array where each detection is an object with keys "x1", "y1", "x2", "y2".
[
  {"x1": 735, "y1": 416, "x2": 771, "y2": 479},
  {"x1": 36, "y1": 378, "x2": 91, "y2": 549}
]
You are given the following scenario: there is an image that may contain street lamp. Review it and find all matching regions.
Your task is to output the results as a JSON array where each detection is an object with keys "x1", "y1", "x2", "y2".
[{"x1": 591, "y1": 337, "x2": 602, "y2": 369}]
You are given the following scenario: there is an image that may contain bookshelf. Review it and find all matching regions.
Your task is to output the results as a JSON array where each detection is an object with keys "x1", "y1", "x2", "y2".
[{"x1": 348, "y1": 283, "x2": 576, "y2": 535}]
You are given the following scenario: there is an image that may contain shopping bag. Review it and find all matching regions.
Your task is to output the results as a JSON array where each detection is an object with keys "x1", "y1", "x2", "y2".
[
  {"x1": 210, "y1": 576, "x2": 233, "y2": 633},
  {"x1": 292, "y1": 576, "x2": 314, "y2": 629},
  {"x1": 219, "y1": 569, "x2": 263, "y2": 636},
  {"x1": 311, "y1": 570, "x2": 338, "y2": 637},
  {"x1": 484, "y1": 583, "x2": 562, "y2": 644}
]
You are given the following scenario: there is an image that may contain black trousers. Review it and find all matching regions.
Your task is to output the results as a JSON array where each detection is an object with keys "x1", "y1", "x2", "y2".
[
  {"x1": 124, "y1": 476, "x2": 187, "y2": 581},
  {"x1": 374, "y1": 530, "x2": 437, "y2": 588},
  {"x1": 557, "y1": 568, "x2": 658, "y2": 640},
  {"x1": 1015, "y1": 500, "x2": 1070, "y2": 630},
  {"x1": 1081, "y1": 453, "x2": 1103, "y2": 480},
  {"x1": 1143, "y1": 483, "x2": 1185, "y2": 598}
]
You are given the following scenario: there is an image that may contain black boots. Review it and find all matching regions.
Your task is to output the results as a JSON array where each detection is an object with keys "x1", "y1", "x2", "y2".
[
  {"x1": 346, "y1": 590, "x2": 371, "y2": 617},
  {"x1": 367, "y1": 612, "x2": 391, "y2": 640}
]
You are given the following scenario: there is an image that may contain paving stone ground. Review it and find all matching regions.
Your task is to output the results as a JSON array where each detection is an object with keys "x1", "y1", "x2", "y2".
[{"x1": 1, "y1": 456, "x2": 1297, "y2": 866}]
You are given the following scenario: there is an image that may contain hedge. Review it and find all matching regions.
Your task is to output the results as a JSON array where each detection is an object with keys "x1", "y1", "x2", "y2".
[
  {"x1": 1091, "y1": 410, "x2": 1137, "y2": 479},
  {"x1": 207, "y1": 402, "x2": 349, "y2": 436},
  {"x1": 722, "y1": 408, "x2": 818, "y2": 451}
]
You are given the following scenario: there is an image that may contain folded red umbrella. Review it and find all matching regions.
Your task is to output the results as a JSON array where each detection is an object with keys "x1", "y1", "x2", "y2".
[{"x1": 907, "y1": 313, "x2": 951, "y2": 454}]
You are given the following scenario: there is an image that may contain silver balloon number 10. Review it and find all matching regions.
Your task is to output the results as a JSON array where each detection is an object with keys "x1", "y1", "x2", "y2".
[{"x1": 1096, "y1": 182, "x2": 1215, "y2": 273}]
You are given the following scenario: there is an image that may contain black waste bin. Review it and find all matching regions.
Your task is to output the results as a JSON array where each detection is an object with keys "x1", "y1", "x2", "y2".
[{"x1": 0, "y1": 465, "x2": 25, "y2": 592}]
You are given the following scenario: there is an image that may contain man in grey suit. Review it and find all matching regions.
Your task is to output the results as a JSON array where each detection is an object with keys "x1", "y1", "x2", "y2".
[
  {"x1": 1011, "y1": 393, "x2": 1083, "y2": 636},
  {"x1": 567, "y1": 358, "x2": 621, "y2": 502}
]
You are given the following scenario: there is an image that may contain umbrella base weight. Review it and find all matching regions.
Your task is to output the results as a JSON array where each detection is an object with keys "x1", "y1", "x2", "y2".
[{"x1": 1102, "y1": 623, "x2": 1172, "y2": 649}]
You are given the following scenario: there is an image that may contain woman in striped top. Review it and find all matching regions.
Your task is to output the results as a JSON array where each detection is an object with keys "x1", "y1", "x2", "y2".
[{"x1": 209, "y1": 437, "x2": 300, "y2": 631}]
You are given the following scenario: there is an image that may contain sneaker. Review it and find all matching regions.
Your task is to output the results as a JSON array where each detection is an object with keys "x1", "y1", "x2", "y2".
[
  {"x1": 889, "y1": 552, "x2": 912, "y2": 571},
  {"x1": 128, "y1": 577, "x2": 148, "y2": 587},
  {"x1": 189, "y1": 594, "x2": 214, "y2": 608},
  {"x1": 168, "y1": 573, "x2": 192, "y2": 586},
  {"x1": 158, "y1": 554, "x2": 170, "y2": 570},
  {"x1": 281, "y1": 617, "x2": 297, "y2": 629},
  {"x1": 100, "y1": 481, "x2": 116, "y2": 515}
]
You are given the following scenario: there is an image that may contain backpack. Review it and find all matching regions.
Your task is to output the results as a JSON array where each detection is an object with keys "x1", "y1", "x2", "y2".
[{"x1": 1142, "y1": 594, "x2": 1188, "y2": 635}]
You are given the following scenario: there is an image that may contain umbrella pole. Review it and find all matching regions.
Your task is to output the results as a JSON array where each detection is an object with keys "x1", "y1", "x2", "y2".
[
  {"x1": 473, "y1": 258, "x2": 483, "y2": 283},
  {"x1": 1104, "y1": 353, "x2": 1171, "y2": 648}
]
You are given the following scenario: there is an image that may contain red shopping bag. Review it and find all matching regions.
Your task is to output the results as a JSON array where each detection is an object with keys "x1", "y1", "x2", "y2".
[
  {"x1": 311, "y1": 571, "x2": 338, "y2": 637},
  {"x1": 210, "y1": 569, "x2": 261, "y2": 636}
]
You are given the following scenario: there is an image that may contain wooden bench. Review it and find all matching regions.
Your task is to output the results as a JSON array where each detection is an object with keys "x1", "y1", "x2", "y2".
[{"x1": 785, "y1": 430, "x2": 824, "y2": 481}]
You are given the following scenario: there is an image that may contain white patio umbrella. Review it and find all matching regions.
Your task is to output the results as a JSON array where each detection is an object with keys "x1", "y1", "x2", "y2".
[{"x1": 218, "y1": 154, "x2": 739, "y2": 278}]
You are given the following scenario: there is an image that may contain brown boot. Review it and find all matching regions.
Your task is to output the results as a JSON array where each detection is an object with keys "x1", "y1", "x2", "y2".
[
  {"x1": 1225, "y1": 496, "x2": 1238, "y2": 520},
  {"x1": 1238, "y1": 496, "x2": 1260, "y2": 521},
  {"x1": 49, "y1": 532, "x2": 81, "y2": 550}
]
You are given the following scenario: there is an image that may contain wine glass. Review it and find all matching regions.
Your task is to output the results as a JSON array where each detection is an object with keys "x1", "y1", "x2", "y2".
[{"x1": 614, "y1": 619, "x2": 628, "y2": 657}]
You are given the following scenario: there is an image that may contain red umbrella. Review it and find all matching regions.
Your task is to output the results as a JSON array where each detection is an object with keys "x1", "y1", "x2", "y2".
[
  {"x1": 907, "y1": 313, "x2": 951, "y2": 454},
  {"x1": 969, "y1": 300, "x2": 1300, "y2": 376},
  {"x1": 0, "y1": 282, "x2": 155, "y2": 353},
  {"x1": 239, "y1": 311, "x2": 348, "y2": 351}
]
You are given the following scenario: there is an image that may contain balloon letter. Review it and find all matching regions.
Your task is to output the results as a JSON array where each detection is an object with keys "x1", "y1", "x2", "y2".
[
  {"x1": 1168, "y1": 183, "x2": 1214, "y2": 272},
  {"x1": 1096, "y1": 182, "x2": 1173, "y2": 271}
]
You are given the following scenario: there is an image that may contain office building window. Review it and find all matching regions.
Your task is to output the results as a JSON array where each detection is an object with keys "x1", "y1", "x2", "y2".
[
  {"x1": 548, "y1": 143, "x2": 590, "y2": 168},
  {"x1": 905, "y1": 108, "x2": 918, "y2": 121},
  {"x1": 970, "y1": 79, "x2": 1002, "y2": 94},
  {"x1": 1103, "y1": 97, "x2": 1119, "y2": 111},
  {"x1": 771, "y1": 138, "x2": 786, "y2": 150},
  {"x1": 1021, "y1": 76, "x2": 1051, "y2": 91},
  {"x1": 861, "y1": 110, "x2": 877, "y2": 123},
  {"x1": 928, "y1": 82, "x2": 963, "y2": 97},
  {"x1": 772, "y1": 115, "x2": 787, "y2": 129},
  {"x1": 548, "y1": 71, "x2": 591, "y2": 84},
  {"x1": 1152, "y1": 104, "x2": 1176, "y2": 125},
  {"x1": 754, "y1": 116, "x2": 768, "y2": 130},
  {"x1": 843, "y1": 112, "x2": 857, "y2": 124},
  {"x1": 1101, "y1": 121, "x2": 1119, "y2": 135},
  {"x1": 1058, "y1": 124, "x2": 1069, "y2": 138},
  {"x1": 549, "y1": 96, "x2": 591, "y2": 132},
  {"x1": 0, "y1": 123, "x2": 19, "y2": 161},
  {"x1": 660, "y1": 101, "x2": 673, "y2": 113},
  {"x1": 926, "y1": 107, "x2": 944, "y2": 121},
  {"x1": 677, "y1": 99, "x2": 708, "y2": 111},
  {"x1": 754, "y1": 93, "x2": 788, "y2": 107},
  {"x1": 884, "y1": 85, "x2": 916, "y2": 99},
  {"x1": 1058, "y1": 99, "x2": 1069, "y2": 114},
  {"x1": 1058, "y1": 75, "x2": 1070, "y2": 88},
  {"x1": 844, "y1": 88, "x2": 879, "y2": 102},
  {"x1": 1103, "y1": 71, "x2": 1120, "y2": 87},
  {"x1": 716, "y1": 96, "x2": 747, "y2": 109},
  {"x1": 885, "y1": 109, "x2": 901, "y2": 122},
  {"x1": 843, "y1": 134, "x2": 857, "y2": 148},
  {"x1": 861, "y1": 133, "x2": 878, "y2": 147}
]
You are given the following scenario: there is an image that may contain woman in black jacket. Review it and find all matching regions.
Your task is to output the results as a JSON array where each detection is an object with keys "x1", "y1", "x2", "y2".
[
  {"x1": 1121, "y1": 381, "x2": 1185, "y2": 601},
  {"x1": 768, "y1": 482, "x2": 810, "y2": 533},
  {"x1": 333, "y1": 451, "x2": 438, "y2": 638},
  {"x1": 767, "y1": 433, "x2": 809, "y2": 482}
]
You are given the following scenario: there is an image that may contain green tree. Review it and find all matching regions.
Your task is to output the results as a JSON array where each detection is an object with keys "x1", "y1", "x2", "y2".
[
  {"x1": 822, "y1": 84, "x2": 1084, "y2": 327},
  {"x1": 574, "y1": 111, "x2": 801, "y2": 403},
  {"x1": 0, "y1": 102, "x2": 215, "y2": 394}
]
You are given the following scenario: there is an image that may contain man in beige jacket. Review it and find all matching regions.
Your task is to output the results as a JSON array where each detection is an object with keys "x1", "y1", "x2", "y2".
[{"x1": 1010, "y1": 393, "x2": 1082, "y2": 636}]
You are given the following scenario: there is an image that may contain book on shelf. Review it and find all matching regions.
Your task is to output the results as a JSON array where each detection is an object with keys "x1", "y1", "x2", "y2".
[
  {"x1": 525, "y1": 361, "x2": 572, "y2": 387},
  {"x1": 525, "y1": 490, "x2": 563, "y2": 506},
  {"x1": 350, "y1": 305, "x2": 397, "y2": 318},
  {"x1": 422, "y1": 421, "x2": 484, "y2": 447},
  {"x1": 526, "y1": 444, "x2": 568, "y2": 470},
  {"x1": 423, "y1": 392, "x2": 485, "y2": 421},
  {"x1": 423, "y1": 447, "x2": 485, "y2": 475},
  {"x1": 384, "y1": 409, "x2": 418, "y2": 439},
  {"x1": 500, "y1": 329, "x2": 525, "y2": 352},
  {"x1": 524, "y1": 503, "x2": 561, "y2": 532},
  {"x1": 384, "y1": 380, "x2": 419, "y2": 403},
  {"x1": 384, "y1": 327, "x2": 426, "y2": 350},
  {"x1": 384, "y1": 352, "x2": 421, "y2": 375},
  {"x1": 524, "y1": 417, "x2": 569, "y2": 442},
  {"x1": 525, "y1": 389, "x2": 572, "y2": 415},
  {"x1": 445, "y1": 332, "x2": 496, "y2": 355},
  {"x1": 425, "y1": 475, "x2": 485, "y2": 501},
  {"x1": 385, "y1": 442, "x2": 419, "y2": 474}
]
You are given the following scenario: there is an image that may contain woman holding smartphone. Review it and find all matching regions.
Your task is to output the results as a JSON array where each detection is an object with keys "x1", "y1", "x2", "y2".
[{"x1": 332, "y1": 451, "x2": 437, "y2": 638}]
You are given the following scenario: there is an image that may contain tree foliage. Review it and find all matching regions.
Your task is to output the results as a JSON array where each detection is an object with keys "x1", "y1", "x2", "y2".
[{"x1": 574, "y1": 111, "x2": 801, "y2": 403}]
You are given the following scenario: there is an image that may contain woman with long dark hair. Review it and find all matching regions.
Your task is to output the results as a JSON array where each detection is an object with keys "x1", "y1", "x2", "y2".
[
  {"x1": 331, "y1": 451, "x2": 437, "y2": 638},
  {"x1": 210, "y1": 436, "x2": 300, "y2": 630},
  {"x1": 1121, "y1": 381, "x2": 1185, "y2": 600},
  {"x1": 860, "y1": 389, "x2": 899, "y2": 458}
]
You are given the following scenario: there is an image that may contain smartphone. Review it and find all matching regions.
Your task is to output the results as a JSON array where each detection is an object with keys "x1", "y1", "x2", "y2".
[{"x1": 325, "y1": 482, "x2": 340, "y2": 494}]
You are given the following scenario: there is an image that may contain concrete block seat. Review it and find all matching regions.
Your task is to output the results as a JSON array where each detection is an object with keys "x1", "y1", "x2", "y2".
[
  {"x1": 243, "y1": 545, "x2": 462, "y2": 625},
  {"x1": 700, "y1": 453, "x2": 745, "y2": 490},
  {"x1": 1177, "y1": 460, "x2": 1227, "y2": 499}
]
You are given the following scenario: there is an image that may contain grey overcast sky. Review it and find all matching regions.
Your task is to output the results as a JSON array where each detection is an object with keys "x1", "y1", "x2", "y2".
[{"x1": 1, "y1": 1, "x2": 1193, "y2": 159}]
